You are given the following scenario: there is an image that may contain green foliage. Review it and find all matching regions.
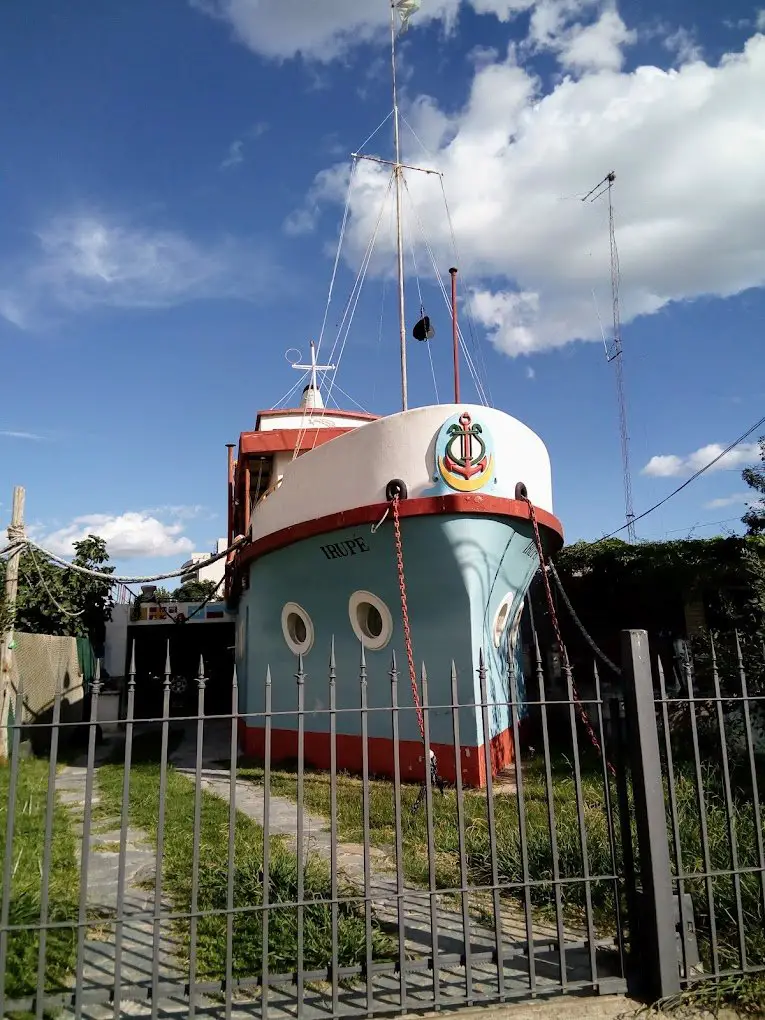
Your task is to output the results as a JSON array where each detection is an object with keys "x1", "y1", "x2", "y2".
[
  {"x1": 742, "y1": 436, "x2": 765, "y2": 536},
  {"x1": 550, "y1": 533, "x2": 765, "y2": 648},
  {"x1": 0, "y1": 535, "x2": 114, "y2": 645},
  {"x1": 169, "y1": 579, "x2": 219, "y2": 603},
  {"x1": 0, "y1": 759, "x2": 79, "y2": 1000}
]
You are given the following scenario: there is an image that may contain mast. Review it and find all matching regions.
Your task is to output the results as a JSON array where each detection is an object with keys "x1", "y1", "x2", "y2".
[{"x1": 390, "y1": 1, "x2": 408, "y2": 411}]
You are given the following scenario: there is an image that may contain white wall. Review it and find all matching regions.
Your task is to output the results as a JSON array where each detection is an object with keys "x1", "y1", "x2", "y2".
[
  {"x1": 250, "y1": 403, "x2": 554, "y2": 544},
  {"x1": 257, "y1": 410, "x2": 370, "y2": 432}
]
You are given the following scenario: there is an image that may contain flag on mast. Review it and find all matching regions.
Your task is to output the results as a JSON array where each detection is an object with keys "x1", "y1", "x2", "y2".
[{"x1": 395, "y1": 0, "x2": 421, "y2": 33}]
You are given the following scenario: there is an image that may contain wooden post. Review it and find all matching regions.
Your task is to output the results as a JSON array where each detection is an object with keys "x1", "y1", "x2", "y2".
[{"x1": 0, "y1": 486, "x2": 26, "y2": 760}]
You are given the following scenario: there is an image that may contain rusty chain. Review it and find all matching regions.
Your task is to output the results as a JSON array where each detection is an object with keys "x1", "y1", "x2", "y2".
[
  {"x1": 391, "y1": 494, "x2": 425, "y2": 742},
  {"x1": 522, "y1": 497, "x2": 616, "y2": 777}
]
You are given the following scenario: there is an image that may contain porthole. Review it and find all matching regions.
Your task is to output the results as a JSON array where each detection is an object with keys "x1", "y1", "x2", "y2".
[
  {"x1": 492, "y1": 592, "x2": 517, "y2": 648},
  {"x1": 348, "y1": 591, "x2": 393, "y2": 651},
  {"x1": 281, "y1": 602, "x2": 314, "y2": 656}
]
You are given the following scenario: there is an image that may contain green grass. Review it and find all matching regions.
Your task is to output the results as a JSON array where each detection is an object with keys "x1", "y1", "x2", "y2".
[
  {"x1": 240, "y1": 757, "x2": 765, "y2": 974},
  {"x1": 96, "y1": 749, "x2": 396, "y2": 982},
  {"x1": 240, "y1": 757, "x2": 619, "y2": 926},
  {"x1": 648, "y1": 973, "x2": 765, "y2": 1016},
  {"x1": 0, "y1": 758, "x2": 79, "y2": 1003},
  {"x1": 665, "y1": 765, "x2": 765, "y2": 972}
]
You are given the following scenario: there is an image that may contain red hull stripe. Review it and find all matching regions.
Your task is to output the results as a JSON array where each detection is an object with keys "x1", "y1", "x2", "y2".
[
  {"x1": 236, "y1": 494, "x2": 563, "y2": 574},
  {"x1": 237, "y1": 721, "x2": 515, "y2": 789}
]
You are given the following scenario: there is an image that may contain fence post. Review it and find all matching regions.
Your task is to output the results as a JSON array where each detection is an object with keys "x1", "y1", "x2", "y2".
[{"x1": 621, "y1": 629, "x2": 680, "y2": 1002}]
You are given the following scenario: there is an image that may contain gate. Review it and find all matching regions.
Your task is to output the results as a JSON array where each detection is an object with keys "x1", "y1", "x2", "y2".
[{"x1": 0, "y1": 628, "x2": 762, "y2": 1017}]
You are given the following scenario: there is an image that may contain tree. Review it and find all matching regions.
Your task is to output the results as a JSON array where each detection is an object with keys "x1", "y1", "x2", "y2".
[
  {"x1": 740, "y1": 437, "x2": 765, "y2": 633},
  {"x1": 171, "y1": 579, "x2": 220, "y2": 603},
  {"x1": 742, "y1": 437, "x2": 765, "y2": 535},
  {"x1": 0, "y1": 535, "x2": 114, "y2": 648}
]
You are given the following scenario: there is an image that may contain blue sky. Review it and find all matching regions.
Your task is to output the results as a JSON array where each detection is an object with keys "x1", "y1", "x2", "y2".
[{"x1": 1, "y1": 0, "x2": 764, "y2": 580}]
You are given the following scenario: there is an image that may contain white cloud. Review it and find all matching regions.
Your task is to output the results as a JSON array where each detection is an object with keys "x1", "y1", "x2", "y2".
[
  {"x1": 0, "y1": 214, "x2": 278, "y2": 329},
  {"x1": 296, "y1": 31, "x2": 765, "y2": 354},
  {"x1": 219, "y1": 123, "x2": 268, "y2": 171},
  {"x1": 526, "y1": 364, "x2": 536, "y2": 379},
  {"x1": 529, "y1": 5, "x2": 636, "y2": 72},
  {"x1": 757, "y1": 9, "x2": 765, "y2": 31},
  {"x1": 147, "y1": 504, "x2": 211, "y2": 521},
  {"x1": 703, "y1": 493, "x2": 752, "y2": 509},
  {"x1": 642, "y1": 443, "x2": 760, "y2": 478},
  {"x1": 0, "y1": 430, "x2": 44, "y2": 440},
  {"x1": 43, "y1": 512, "x2": 195, "y2": 560},
  {"x1": 191, "y1": 0, "x2": 585, "y2": 62},
  {"x1": 663, "y1": 26, "x2": 703, "y2": 65},
  {"x1": 220, "y1": 138, "x2": 244, "y2": 169}
]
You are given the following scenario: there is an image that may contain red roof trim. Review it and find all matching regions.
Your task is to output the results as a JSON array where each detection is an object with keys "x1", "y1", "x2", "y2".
[
  {"x1": 232, "y1": 494, "x2": 563, "y2": 582},
  {"x1": 238, "y1": 428, "x2": 351, "y2": 457}
]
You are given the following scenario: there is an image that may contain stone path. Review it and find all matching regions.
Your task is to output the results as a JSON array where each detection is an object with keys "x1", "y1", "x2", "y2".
[
  {"x1": 54, "y1": 759, "x2": 188, "y2": 1019},
  {"x1": 169, "y1": 724, "x2": 622, "y2": 1009},
  {"x1": 47, "y1": 722, "x2": 622, "y2": 1019}
]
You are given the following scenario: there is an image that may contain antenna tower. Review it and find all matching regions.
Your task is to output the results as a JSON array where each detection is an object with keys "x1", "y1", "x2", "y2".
[{"x1": 583, "y1": 171, "x2": 636, "y2": 542}]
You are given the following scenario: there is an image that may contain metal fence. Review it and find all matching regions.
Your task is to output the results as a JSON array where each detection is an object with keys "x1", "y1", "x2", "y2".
[
  {"x1": 0, "y1": 628, "x2": 763, "y2": 1019},
  {"x1": 652, "y1": 632, "x2": 765, "y2": 993}
]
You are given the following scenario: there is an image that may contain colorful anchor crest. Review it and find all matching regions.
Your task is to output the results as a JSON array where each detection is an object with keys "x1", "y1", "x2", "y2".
[{"x1": 436, "y1": 411, "x2": 495, "y2": 493}]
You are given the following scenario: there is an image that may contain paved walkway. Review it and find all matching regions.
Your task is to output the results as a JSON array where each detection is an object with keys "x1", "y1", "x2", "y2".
[
  {"x1": 49, "y1": 722, "x2": 622, "y2": 1019},
  {"x1": 55, "y1": 758, "x2": 188, "y2": 1020}
]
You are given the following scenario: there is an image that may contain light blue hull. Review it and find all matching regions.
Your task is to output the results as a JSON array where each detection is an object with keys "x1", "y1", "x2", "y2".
[{"x1": 235, "y1": 511, "x2": 540, "y2": 782}]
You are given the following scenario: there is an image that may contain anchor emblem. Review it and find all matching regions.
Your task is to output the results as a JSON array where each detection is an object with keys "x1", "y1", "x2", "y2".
[{"x1": 437, "y1": 411, "x2": 495, "y2": 493}]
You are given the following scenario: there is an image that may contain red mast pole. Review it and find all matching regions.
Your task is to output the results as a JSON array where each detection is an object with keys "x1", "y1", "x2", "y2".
[
  {"x1": 226, "y1": 444, "x2": 235, "y2": 547},
  {"x1": 449, "y1": 267, "x2": 460, "y2": 403}
]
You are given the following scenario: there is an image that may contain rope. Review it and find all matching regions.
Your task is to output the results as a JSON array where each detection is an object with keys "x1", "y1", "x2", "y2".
[
  {"x1": 15, "y1": 532, "x2": 247, "y2": 585},
  {"x1": 548, "y1": 561, "x2": 622, "y2": 676},
  {"x1": 7, "y1": 523, "x2": 24, "y2": 544},
  {"x1": 28, "y1": 546, "x2": 85, "y2": 618},
  {"x1": 521, "y1": 497, "x2": 616, "y2": 777}
]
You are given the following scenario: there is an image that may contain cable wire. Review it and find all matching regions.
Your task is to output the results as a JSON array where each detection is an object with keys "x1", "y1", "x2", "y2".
[{"x1": 598, "y1": 413, "x2": 765, "y2": 542}]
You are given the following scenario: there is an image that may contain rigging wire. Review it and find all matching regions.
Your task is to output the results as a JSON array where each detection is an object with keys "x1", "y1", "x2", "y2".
[
  {"x1": 438, "y1": 174, "x2": 494, "y2": 407},
  {"x1": 309, "y1": 173, "x2": 395, "y2": 451},
  {"x1": 356, "y1": 110, "x2": 394, "y2": 155},
  {"x1": 372, "y1": 200, "x2": 395, "y2": 408},
  {"x1": 406, "y1": 215, "x2": 440, "y2": 404},
  {"x1": 330, "y1": 383, "x2": 370, "y2": 414},
  {"x1": 402, "y1": 180, "x2": 490, "y2": 405},
  {"x1": 291, "y1": 169, "x2": 390, "y2": 456},
  {"x1": 273, "y1": 370, "x2": 310, "y2": 410},
  {"x1": 314, "y1": 158, "x2": 359, "y2": 363}
]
